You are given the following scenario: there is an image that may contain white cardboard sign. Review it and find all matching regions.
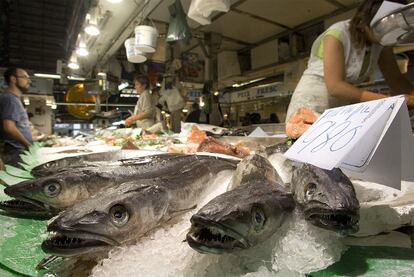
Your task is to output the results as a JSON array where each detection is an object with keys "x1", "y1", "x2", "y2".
[
  {"x1": 284, "y1": 96, "x2": 414, "y2": 189},
  {"x1": 370, "y1": 1, "x2": 405, "y2": 26}
]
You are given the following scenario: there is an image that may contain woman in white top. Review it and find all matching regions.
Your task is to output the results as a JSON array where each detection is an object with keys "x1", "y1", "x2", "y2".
[
  {"x1": 286, "y1": 0, "x2": 414, "y2": 121},
  {"x1": 125, "y1": 74, "x2": 156, "y2": 129}
]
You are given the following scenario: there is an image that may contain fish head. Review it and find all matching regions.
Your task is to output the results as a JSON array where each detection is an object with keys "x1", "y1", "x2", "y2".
[
  {"x1": 42, "y1": 183, "x2": 169, "y2": 256},
  {"x1": 292, "y1": 163, "x2": 360, "y2": 234},
  {"x1": 32, "y1": 160, "x2": 62, "y2": 173},
  {"x1": 187, "y1": 180, "x2": 295, "y2": 254},
  {"x1": 0, "y1": 198, "x2": 56, "y2": 219},
  {"x1": 31, "y1": 158, "x2": 75, "y2": 177},
  {"x1": 3, "y1": 173, "x2": 91, "y2": 211},
  {"x1": 228, "y1": 154, "x2": 281, "y2": 190}
]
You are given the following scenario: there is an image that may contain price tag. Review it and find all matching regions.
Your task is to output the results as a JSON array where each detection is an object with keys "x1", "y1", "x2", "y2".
[{"x1": 285, "y1": 95, "x2": 414, "y2": 189}]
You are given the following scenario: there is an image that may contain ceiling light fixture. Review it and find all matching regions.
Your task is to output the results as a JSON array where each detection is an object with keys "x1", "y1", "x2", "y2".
[
  {"x1": 84, "y1": 14, "x2": 100, "y2": 36},
  {"x1": 68, "y1": 56, "x2": 80, "y2": 70},
  {"x1": 76, "y1": 41, "x2": 89, "y2": 56},
  {"x1": 68, "y1": 76, "x2": 86, "y2": 81},
  {"x1": 85, "y1": 23, "x2": 100, "y2": 36},
  {"x1": 106, "y1": 0, "x2": 123, "y2": 3},
  {"x1": 34, "y1": 73, "x2": 61, "y2": 79},
  {"x1": 231, "y1": 78, "x2": 266, "y2": 88}
]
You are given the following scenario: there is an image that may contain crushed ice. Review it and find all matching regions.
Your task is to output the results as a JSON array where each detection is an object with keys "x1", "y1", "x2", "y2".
[{"x1": 91, "y1": 172, "x2": 346, "y2": 277}]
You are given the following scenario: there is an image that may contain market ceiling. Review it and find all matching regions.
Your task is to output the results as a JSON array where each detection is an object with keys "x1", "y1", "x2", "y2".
[
  {"x1": 154, "y1": 0, "x2": 360, "y2": 52},
  {"x1": 0, "y1": 0, "x2": 360, "y2": 75},
  {"x1": 0, "y1": 0, "x2": 91, "y2": 74}
]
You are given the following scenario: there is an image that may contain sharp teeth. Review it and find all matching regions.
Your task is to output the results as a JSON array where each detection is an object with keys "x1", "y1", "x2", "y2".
[{"x1": 208, "y1": 226, "x2": 224, "y2": 236}]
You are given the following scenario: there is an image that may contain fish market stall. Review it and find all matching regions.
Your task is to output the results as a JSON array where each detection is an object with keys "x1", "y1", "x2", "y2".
[
  {"x1": 1, "y1": 120, "x2": 414, "y2": 276},
  {"x1": 3, "y1": 0, "x2": 414, "y2": 275}
]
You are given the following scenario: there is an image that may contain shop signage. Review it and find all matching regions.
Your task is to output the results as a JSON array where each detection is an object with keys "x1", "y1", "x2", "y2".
[
  {"x1": 229, "y1": 82, "x2": 292, "y2": 103},
  {"x1": 186, "y1": 89, "x2": 203, "y2": 101},
  {"x1": 186, "y1": 89, "x2": 230, "y2": 103},
  {"x1": 120, "y1": 88, "x2": 138, "y2": 98},
  {"x1": 285, "y1": 96, "x2": 414, "y2": 189},
  {"x1": 186, "y1": 82, "x2": 292, "y2": 104}
]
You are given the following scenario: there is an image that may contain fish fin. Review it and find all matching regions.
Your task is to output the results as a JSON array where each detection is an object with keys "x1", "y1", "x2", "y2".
[
  {"x1": 36, "y1": 255, "x2": 63, "y2": 270},
  {"x1": 119, "y1": 158, "x2": 149, "y2": 165}
]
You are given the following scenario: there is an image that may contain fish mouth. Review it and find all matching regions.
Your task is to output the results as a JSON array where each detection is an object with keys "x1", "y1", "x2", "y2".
[
  {"x1": 186, "y1": 215, "x2": 250, "y2": 254},
  {"x1": 42, "y1": 230, "x2": 118, "y2": 257},
  {"x1": 0, "y1": 199, "x2": 56, "y2": 219},
  {"x1": 0, "y1": 186, "x2": 58, "y2": 219},
  {"x1": 305, "y1": 208, "x2": 359, "y2": 234}
]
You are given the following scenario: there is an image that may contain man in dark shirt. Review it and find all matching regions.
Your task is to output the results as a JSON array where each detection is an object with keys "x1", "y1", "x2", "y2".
[
  {"x1": 0, "y1": 67, "x2": 33, "y2": 166},
  {"x1": 185, "y1": 103, "x2": 202, "y2": 123}
]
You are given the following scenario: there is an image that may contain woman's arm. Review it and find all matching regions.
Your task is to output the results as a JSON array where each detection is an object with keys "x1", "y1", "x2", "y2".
[
  {"x1": 323, "y1": 35, "x2": 386, "y2": 102},
  {"x1": 124, "y1": 111, "x2": 152, "y2": 127},
  {"x1": 378, "y1": 47, "x2": 414, "y2": 95},
  {"x1": 125, "y1": 92, "x2": 155, "y2": 126}
]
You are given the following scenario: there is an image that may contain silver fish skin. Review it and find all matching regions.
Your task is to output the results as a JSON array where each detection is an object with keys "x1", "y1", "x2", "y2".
[
  {"x1": 264, "y1": 142, "x2": 290, "y2": 157},
  {"x1": 30, "y1": 151, "x2": 168, "y2": 178},
  {"x1": 41, "y1": 158, "x2": 237, "y2": 256},
  {"x1": 227, "y1": 154, "x2": 281, "y2": 191},
  {"x1": 2, "y1": 154, "x2": 238, "y2": 218},
  {"x1": 31, "y1": 151, "x2": 122, "y2": 177},
  {"x1": 291, "y1": 163, "x2": 360, "y2": 235},
  {"x1": 263, "y1": 142, "x2": 294, "y2": 185},
  {"x1": 187, "y1": 179, "x2": 295, "y2": 254}
]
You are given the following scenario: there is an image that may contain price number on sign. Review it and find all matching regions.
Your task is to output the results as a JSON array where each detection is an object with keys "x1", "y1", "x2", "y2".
[{"x1": 297, "y1": 120, "x2": 362, "y2": 154}]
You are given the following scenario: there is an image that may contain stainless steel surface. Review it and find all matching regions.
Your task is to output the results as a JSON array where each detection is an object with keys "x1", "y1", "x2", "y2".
[
  {"x1": 372, "y1": 3, "x2": 414, "y2": 46},
  {"x1": 250, "y1": 123, "x2": 286, "y2": 135},
  {"x1": 235, "y1": 123, "x2": 287, "y2": 135},
  {"x1": 219, "y1": 136, "x2": 286, "y2": 148}
]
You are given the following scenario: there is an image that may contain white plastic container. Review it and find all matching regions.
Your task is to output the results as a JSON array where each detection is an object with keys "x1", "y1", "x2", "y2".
[
  {"x1": 134, "y1": 25, "x2": 158, "y2": 53},
  {"x1": 124, "y1": 38, "x2": 146, "y2": 63}
]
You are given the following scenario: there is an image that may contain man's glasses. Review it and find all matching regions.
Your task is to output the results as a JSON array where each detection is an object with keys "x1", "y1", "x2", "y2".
[{"x1": 15, "y1": 75, "x2": 31, "y2": 80}]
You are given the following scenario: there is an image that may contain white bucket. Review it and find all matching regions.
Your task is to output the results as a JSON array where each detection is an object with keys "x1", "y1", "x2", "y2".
[
  {"x1": 134, "y1": 25, "x2": 158, "y2": 53},
  {"x1": 124, "y1": 38, "x2": 147, "y2": 63}
]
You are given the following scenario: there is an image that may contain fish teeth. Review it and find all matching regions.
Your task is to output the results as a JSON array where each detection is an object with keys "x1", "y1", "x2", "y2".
[{"x1": 208, "y1": 226, "x2": 224, "y2": 236}]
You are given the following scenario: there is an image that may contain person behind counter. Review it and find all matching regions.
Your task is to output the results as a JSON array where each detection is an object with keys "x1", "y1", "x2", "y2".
[
  {"x1": 286, "y1": 0, "x2": 414, "y2": 122},
  {"x1": 185, "y1": 103, "x2": 202, "y2": 123},
  {"x1": 125, "y1": 74, "x2": 156, "y2": 129},
  {"x1": 158, "y1": 78, "x2": 186, "y2": 133},
  {"x1": 0, "y1": 67, "x2": 33, "y2": 166}
]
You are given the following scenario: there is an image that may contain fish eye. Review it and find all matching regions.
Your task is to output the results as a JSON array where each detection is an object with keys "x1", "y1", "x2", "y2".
[
  {"x1": 44, "y1": 161, "x2": 57, "y2": 169},
  {"x1": 251, "y1": 206, "x2": 266, "y2": 231},
  {"x1": 43, "y1": 182, "x2": 61, "y2": 197},
  {"x1": 110, "y1": 204, "x2": 129, "y2": 227},
  {"x1": 305, "y1": 182, "x2": 317, "y2": 199}
]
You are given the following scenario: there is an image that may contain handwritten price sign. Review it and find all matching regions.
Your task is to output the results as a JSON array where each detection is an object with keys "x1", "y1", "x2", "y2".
[{"x1": 285, "y1": 96, "x2": 404, "y2": 171}]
